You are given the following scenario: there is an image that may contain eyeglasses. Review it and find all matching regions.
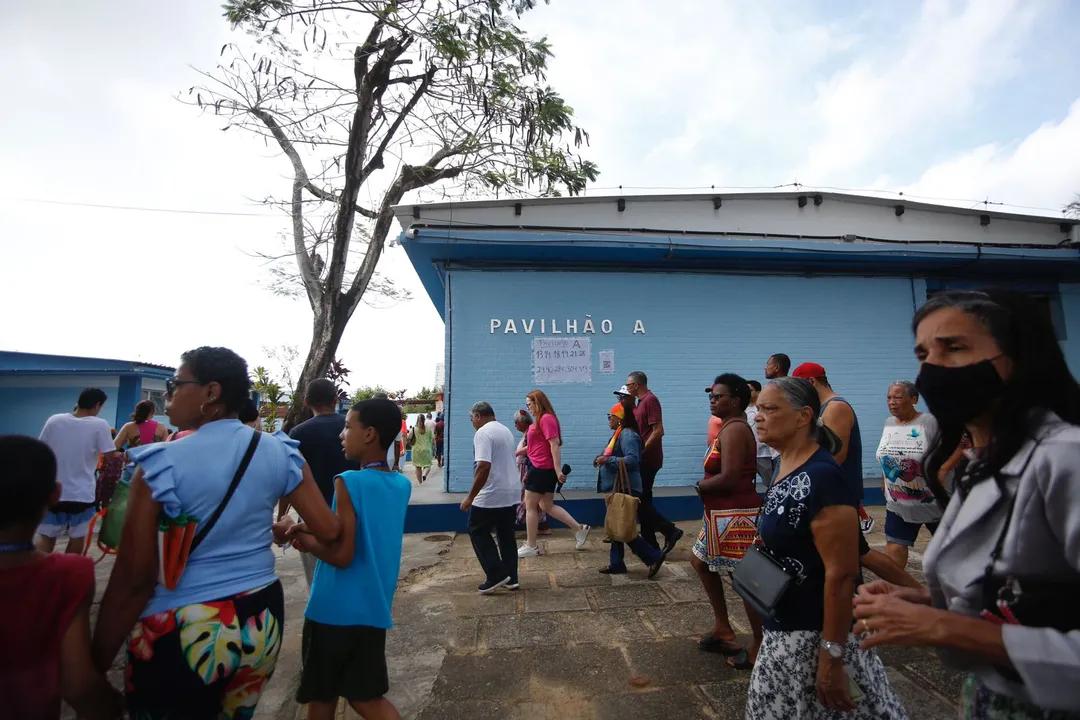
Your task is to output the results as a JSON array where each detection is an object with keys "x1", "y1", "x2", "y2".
[
  {"x1": 709, "y1": 393, "x2": 732, "y2": 401},
  {"x1": 166, "y1": 378, "x2": 204, "y2": 396}
]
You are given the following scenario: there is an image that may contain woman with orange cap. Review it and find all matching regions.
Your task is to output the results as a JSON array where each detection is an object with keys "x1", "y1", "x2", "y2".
[{"x1": 593, "y1": 396, "x2": 665, "y2": 577}]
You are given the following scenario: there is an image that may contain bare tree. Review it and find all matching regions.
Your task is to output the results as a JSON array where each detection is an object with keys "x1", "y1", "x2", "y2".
[
  {"x1": 1067, "y1": 195, "x2": 1080, "y2": 219},
  {"x1": 188, "y1": 0, "x2": 598, "y2": 428}
]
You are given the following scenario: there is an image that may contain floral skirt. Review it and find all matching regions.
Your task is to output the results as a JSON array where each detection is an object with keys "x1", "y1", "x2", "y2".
[
  {"x1": 746, "y1": 630, "x2": 908, "y2": 720},
  {"x1": 961, "y1": 675, "x2": 1080, "y2": 719},
  {"x1": 126, "y1": 580, "x2": 284, "y2": 720},
  {"x1": 691, "y1": 507, "x2": 758, "y2": 572}
]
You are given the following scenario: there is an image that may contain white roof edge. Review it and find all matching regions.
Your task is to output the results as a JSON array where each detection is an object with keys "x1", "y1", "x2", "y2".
[{"x1": 392, "y1": 190, "x2": 1076, "y2": 226}]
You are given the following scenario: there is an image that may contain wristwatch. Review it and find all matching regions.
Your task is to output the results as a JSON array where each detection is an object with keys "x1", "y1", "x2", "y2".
[{"x1": 820, "y1": 640, "x2": 844, "y2": 660}]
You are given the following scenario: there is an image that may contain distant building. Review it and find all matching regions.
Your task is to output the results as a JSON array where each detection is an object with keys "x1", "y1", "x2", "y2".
[
  {"x1": 398, "y1": 191, "x2": 1080, "y2": 495},
  {"x1": 0, "y1": 351, "x2": 175, "y2": 436},
  {"x1": 434, "y1": 362, "x2": 445, "y2": 388}
]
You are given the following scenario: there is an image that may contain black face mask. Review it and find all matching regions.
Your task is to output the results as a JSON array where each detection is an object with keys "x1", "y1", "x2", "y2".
[{"x1": 916, "y1": 358, "x2": 1004, "y2": 427}]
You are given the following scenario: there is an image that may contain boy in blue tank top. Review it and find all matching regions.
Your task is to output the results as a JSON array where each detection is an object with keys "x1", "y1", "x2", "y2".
[{"x1": 279, "y1": 398, "x2": 412, "y2": 720}]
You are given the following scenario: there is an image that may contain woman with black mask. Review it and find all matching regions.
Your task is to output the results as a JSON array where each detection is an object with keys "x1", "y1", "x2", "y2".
[{"x1": 854, "y1": 290, "x2": 1080, "y2": 717}]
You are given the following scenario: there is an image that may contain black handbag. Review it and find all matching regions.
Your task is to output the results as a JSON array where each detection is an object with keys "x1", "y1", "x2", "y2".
[
  {"x1": 732, "y1": 502, "x2": 799, "y2": 620},
  {"x1": 732, "y1": 544, "x2": 796, "y2": 620}
]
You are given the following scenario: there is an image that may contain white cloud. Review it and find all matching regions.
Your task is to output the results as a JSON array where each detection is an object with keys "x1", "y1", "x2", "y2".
[
  {"x1": 796, "y1": 0, "x2": 1038, "y2": 181},
  {"x1": 1, "y1": 0, "x2": 1078, "y2": 396},
  {"x1": 900, "y1": 98, "x2": 1080, "y2": 212}
]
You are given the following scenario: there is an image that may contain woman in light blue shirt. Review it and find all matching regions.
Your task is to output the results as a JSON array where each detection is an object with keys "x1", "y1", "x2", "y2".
[{"x1": 92, "y1": 347, "x2": 341, "y2": 719}]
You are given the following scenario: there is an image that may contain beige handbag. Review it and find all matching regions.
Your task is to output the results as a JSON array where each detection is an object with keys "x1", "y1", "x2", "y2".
[{"x1": 604, "y1": 458, "x2": 640, "y2": 543}]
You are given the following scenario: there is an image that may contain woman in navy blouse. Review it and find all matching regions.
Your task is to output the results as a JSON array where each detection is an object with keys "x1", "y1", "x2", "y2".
[{"x1": 746, "y1": 377, "x2": 907, "y2": 719}]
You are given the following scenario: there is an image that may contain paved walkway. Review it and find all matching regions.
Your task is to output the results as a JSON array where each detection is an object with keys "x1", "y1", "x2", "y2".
[
  {"x1": 281, "y1": 506, "x2": 961, "y2": 720},
  {"x1": 74, "y1": 487, "x2": 963, "y2": 720}
]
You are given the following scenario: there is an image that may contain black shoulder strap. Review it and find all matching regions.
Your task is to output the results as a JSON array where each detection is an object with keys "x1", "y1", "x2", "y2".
[{"x1": 190, "y1": 430, "x2": 261, "y2": 553}]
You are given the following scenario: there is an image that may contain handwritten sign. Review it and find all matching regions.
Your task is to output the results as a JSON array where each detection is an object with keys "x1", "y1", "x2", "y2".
[
  {"x1": 533, "y1": 337, "x2": 592, "y2": 384},
  {"x1": 599, "y1": 350, "x2": 615, "y2": 374}
]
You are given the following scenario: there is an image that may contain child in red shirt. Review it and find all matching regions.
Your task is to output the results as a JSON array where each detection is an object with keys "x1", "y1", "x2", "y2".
[{"x1": 0, "y1": 435, "x2": 121, "y2": 719}]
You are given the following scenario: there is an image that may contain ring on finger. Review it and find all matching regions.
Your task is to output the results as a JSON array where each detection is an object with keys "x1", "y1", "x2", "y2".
[{"x1": 861, "y1": 618, "x2": 871, "y2": 633}]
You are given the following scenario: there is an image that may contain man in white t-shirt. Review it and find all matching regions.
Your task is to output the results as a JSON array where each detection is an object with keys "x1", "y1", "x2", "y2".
[
  {"x1": 36, "y1": 388, "x2": 118, "y2": 554},
  {"x1": 461, "y1": 401, "x2": 521, "y2": 594}
]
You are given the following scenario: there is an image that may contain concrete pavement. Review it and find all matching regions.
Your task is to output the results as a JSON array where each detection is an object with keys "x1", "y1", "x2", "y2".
[
  {"x1": 73, "y1": 469, "x2": 962, "y2": 719},
  {"x1": 278, "y1": 504, "x2": 961, "y2": 720}
]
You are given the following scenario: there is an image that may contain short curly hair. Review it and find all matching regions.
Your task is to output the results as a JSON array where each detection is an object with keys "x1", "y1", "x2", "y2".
[{"x1": 180, "y1": 347, "x2": 251, "y2": 413}]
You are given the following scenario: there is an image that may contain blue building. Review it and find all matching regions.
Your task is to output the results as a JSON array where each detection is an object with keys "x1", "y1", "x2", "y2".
[
  {"x1": 0, "y1": 351, "x2": 175, "y2": 437},
  {"x1": 398, "y1": 191, "x2": 1080, "y2": 507}
]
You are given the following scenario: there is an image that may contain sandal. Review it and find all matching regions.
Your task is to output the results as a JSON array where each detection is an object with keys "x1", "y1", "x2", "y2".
[
  {"x1": 697, "y1": 635, "x2": 742, "y2": 656},
  {"x1": 598, "y1": 566, "x2": 628, "y2": 575},
  {"x1": 726, "y1": 648, "x2": 754, "y2": 670}
]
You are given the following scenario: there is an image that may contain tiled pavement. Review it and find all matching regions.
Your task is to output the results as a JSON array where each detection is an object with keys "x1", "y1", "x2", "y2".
[
  {"x1": 295, "y1": 506, "x2": 961, "y2": 719},
  {"x1": 72, "y1": 502, "x2": 961, "y2": 719}
]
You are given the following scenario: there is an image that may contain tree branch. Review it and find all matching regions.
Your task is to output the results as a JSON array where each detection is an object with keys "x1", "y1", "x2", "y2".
[{"x1": 250, "y1": 107, "x2": 323, "y2": 309}]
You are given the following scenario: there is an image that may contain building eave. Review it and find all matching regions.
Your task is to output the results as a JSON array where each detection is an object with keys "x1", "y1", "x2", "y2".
[
  {"x1": 393, "y1": 190, "x2": 1079, "y2": 229},
  {"x1": 0, "y1": 351, "x2": 176, "y2": 378},
  {"x1": 402, "y1": 227, "x2": 1080, "y2": 318}
]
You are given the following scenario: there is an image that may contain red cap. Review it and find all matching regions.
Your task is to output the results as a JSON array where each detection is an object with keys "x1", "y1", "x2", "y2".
[{"x1": 792, "y1": 362, "x2": 826, "y2": 379}]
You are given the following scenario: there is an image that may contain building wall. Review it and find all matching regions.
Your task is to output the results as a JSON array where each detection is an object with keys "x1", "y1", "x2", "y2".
[
  {"x1": 1060, "y1": 284, "x2": 1080, "y2": 374},
  {"x1": 445, "y1": 269, "x2": 926, "y2": 492},
  {"x1": 0, "y1": 375, "x2": 122, "y2": 436}
]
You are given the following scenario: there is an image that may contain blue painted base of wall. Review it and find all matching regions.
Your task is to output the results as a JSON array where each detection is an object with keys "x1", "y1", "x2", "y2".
[{"x1": 404, "y1": 487, "x2": 887, "y2": 534}]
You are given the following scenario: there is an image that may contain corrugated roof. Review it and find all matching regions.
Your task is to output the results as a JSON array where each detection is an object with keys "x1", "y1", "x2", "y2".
[{"x1": 0, "y1": 350, "x2": 175, "y2": 373}]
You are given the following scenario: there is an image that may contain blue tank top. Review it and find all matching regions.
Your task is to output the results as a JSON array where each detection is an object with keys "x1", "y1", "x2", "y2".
[{"x1": 821, "y1": 396, "x2": 863, "y2": 500}]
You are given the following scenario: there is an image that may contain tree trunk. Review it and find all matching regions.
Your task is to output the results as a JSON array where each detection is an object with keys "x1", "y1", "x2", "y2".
[{"x1": 283, "y1": 304, "x2": 351, "y2": 432}]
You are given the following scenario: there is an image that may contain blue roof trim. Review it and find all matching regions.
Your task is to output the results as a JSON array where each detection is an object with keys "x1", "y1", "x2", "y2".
[
  {"x1": 0, "y1": 351, "x2": 175, "y2": 379},
  {"x1": 401, "y1": 228, "x2": 1080, "y2": 318}
]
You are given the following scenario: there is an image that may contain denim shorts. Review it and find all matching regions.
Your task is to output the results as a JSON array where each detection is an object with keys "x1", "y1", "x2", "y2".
[{"x1": 884, "y1": 510, "x2": 939, "y2": 547}]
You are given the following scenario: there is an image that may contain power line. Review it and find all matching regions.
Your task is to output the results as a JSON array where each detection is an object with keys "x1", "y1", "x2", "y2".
[{"x1": 16, "y1": 197, "x2": 282, "y2": 217}]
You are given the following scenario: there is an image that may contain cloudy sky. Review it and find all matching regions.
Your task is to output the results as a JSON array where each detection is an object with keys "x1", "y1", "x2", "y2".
[{"x1": 2, "y1": 0, "x2": 1078, "y2": 393}]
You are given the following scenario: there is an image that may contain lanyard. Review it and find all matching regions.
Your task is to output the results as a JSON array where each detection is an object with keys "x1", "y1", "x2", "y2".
[
  {"x1": 0, "y1": 541, "x2": 34, "y2": 554},
  {"x1": 363, "y1": 461, "x2": 390, "y2": 471}
]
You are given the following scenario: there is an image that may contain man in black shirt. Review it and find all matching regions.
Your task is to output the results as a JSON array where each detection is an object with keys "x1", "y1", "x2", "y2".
[{"x1": 284, "y1": 378, "x2": 359, "y2": 585}]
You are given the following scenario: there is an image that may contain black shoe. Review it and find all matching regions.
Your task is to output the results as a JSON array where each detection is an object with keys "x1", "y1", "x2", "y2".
[
  {"x1": 599, "y1": 566, "x2": 627, "y2": 575},
  {"x1": 661, "y1": 528, "x2": 685, "y2": 557},
  {"x1": 648, "y1": 554, "x2": 666, "y2": 579}
]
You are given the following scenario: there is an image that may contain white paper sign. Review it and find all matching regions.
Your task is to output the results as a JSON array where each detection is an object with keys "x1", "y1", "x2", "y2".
[
  {"x1": 598, "y1": 350, "x2": 615, "y2": 374},
  {"x1": 533, "y1": 337, "x2": 592, "y2": 384}
]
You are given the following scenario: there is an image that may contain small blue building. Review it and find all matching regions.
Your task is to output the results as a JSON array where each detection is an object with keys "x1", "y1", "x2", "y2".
[
  {"x1": 396, "y1": 191, "x2": 1080, "y2": 507},
  {"x1": 0, "y1": 351, "x2": 175, "y2": 437}
]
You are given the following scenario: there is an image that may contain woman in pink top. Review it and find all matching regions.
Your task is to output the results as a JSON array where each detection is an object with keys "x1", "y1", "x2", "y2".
[
  {"x1": 113, "y1": 400, "x2": 168, "y2": 450},
  {"x1": 518, "y1": 390, "x2": 590, "y2": 558}
]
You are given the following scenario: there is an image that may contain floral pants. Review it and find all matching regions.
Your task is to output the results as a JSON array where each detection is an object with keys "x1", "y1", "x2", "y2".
[{"x1": 126, "y1": 581, "x2": 284, "y2": 719}]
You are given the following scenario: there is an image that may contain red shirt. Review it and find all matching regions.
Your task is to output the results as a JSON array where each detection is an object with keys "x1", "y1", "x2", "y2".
[
  {"x1": 0, "y1": 553, "x2": 95, "y2": 719},
  {"x1": 634, "y1": 391, "x2": 664, "y2": 469}
]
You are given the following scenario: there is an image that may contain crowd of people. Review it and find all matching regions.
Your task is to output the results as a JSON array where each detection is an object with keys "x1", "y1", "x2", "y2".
[
  {"x1": 453, "y1": 289, "x2": 1080, "y2": 719},
  {"x1": 1, "y1": 288, "x2": 1079, "y2": 719}
]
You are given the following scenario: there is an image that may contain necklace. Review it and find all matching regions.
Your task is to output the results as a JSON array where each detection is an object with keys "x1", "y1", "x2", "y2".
[
  {"x1": 0, "y1": 541, "x2": 34, "y2": 554},
  {"x1": 363, "y1": 461, "x2": 390, "y2": 470}
]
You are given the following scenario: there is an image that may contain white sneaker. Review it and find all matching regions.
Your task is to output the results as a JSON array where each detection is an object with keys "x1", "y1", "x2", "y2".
[
  {"x1": 574, "y1": 525, "x2": 591, "y2": 550},
  {"x1": 517, "y1": 544, "x2": 540, "y2": 557}
]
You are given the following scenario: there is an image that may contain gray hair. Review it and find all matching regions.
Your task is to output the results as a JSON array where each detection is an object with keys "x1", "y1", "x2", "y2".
[
  {"x1": 513, "y1": 409, "x2": 533, "y2": 425},
  {"x1": 470, "y1": 401, "x2": 495, "y2": 418},
  {"x1": 769, "y1": 377, "x2": 843, "y2": 455},
  {"x1": 889, "y1": 380, "x2": 918, "y2": 400}
]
